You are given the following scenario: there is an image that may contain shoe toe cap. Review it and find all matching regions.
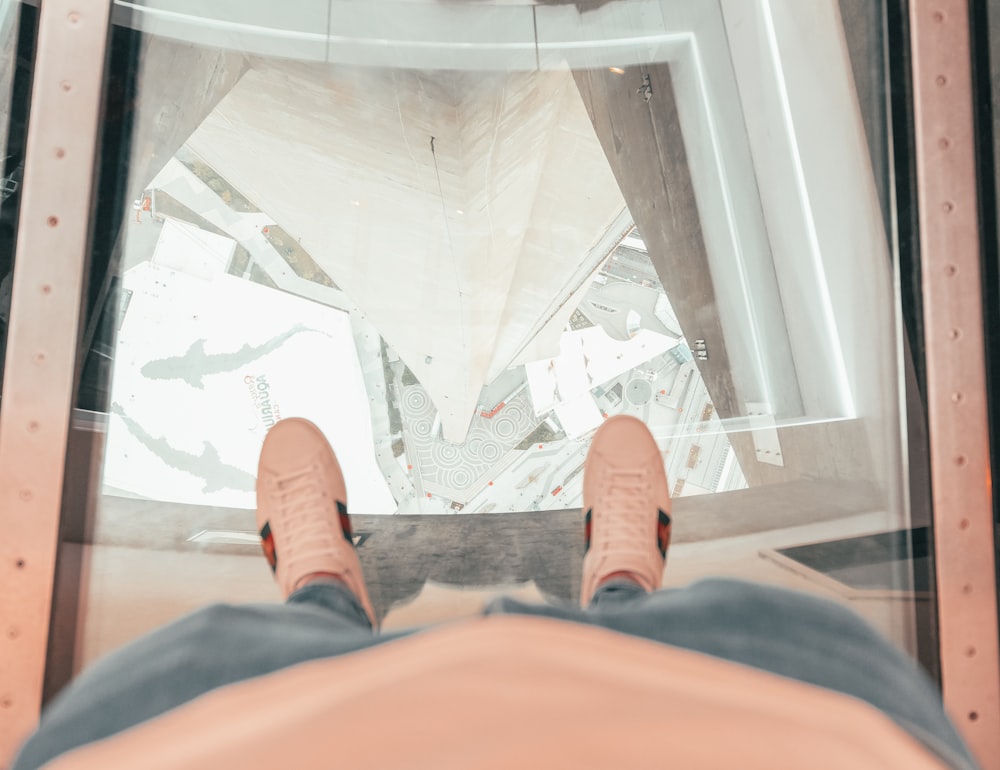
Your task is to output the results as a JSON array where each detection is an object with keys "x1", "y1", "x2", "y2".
[
  {"x1": 258, "y1": 418, "x2": 338, "y2": 478},
  {"x1": 591, "y1": 415, "x2": 661, "y2": 468}
]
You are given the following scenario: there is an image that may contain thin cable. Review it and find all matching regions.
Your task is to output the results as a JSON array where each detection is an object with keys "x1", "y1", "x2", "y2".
[{"x1": 532, "y1": 6, "x2": 540, "y2": 72}]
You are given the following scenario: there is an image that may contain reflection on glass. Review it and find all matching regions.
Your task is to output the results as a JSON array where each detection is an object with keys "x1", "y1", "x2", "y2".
[
  {"x1": 66, "y1": 0, "x2": 932, "y2": 673},
  {"x1": 0, "y1": 1, "x2": 36, "y2": 395}
]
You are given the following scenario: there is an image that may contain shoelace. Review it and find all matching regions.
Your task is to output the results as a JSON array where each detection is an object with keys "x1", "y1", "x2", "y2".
[
  {"x1": 272, "y1": 465, "x2": 335, "y2": 569},
  {"x1": 596, "y1": 469, "x2": 652, "y2": 553}
]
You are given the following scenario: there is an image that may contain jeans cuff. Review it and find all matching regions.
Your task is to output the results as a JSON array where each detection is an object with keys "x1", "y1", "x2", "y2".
[
  {"x1": 287, "y1": 580, "x2": 373, "y2": 630},
  {"x1": 588, "y1": 578, "x2": 649, "y2": 610}
]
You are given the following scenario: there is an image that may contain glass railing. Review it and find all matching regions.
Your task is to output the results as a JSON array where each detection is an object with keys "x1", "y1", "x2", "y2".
[{"x1": 0, "y1": 1, "x2": 36, "y2": 400}]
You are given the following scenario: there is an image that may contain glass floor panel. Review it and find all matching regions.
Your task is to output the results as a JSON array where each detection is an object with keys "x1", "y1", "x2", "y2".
[{"x1": 51, "y1": 0, "x2": 933, "y2": 676}]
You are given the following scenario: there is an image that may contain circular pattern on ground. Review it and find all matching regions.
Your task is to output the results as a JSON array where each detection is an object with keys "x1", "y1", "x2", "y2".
[
  {"x1": 626, "y1": 379, "x2": 653, "y2": 406},
  {"x1": 404, "y1": 388, "x2": 430, "y2": 413},
  {"x1": 445, "y1": 467, "x2": 474, "y2": 491},
  {"x1": 493, "y1": 416, "x2": 517, "y2": 439},
  {"x1": 432, "y1": 442, "x2": 462, "y2": 468},
  {"x1": 504, "y1": 406, "x2": 530, "y2": 430},
  {"x1": 412, "y1": 419, "x2": 432, "y2": 438},
  {"x1": 480, "y1": 440, "x2": 502, "y2": 462},
  {"x1": 501, "y1": 404, "x2": 525, "y2": 421}
]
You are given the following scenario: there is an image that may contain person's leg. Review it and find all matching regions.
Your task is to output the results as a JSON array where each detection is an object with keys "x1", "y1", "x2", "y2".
[
  {"x1": 256, "y1": 418, "x2": 378, "y2": 625},
  {"x1": 14, "y1": 583, "x2": 412, "y2": 770},
  {"x1": 15, "y1": 419, "x2": 397, "y2": 770},
  {"x1": 491, "y1": 580, "x2": 975, "y2": 768},
  {"x1": 488, "y1": 415, "x2": 669, "y2": 623},
  {"x1": 584, "y1": 577, "x2": 648, "y2": 609},
  {"x1": 489, "y1": 416, "x2": 975, "y2": 769},
  {"x1": 576, "y1": 415, "x2": 672, "y2": 605}
]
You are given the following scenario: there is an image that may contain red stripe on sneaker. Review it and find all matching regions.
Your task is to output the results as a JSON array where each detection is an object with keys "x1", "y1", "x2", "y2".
[
  {"x1": 657, "y1": 509, "x2": 672, "y2": 557},
  {"x1": 260, "y1": 521, "x2": 277, "y2": 573},
  {"x1": 337, "y1": 500, "x2": 354, "y2": 544}
]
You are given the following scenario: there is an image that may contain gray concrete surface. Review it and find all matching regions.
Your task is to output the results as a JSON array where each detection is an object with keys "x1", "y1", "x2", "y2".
[{"x1": 92, "y1": 476, "x2": 883, "y2": 619}]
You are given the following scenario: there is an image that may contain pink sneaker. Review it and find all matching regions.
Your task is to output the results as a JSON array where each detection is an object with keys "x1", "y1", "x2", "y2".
[
  {"x1": 256, "y1": 418, "x2": 376, "y2": 626},
  {"x1": 580, "y1": 415, "x2": 672, "y2": 606}
]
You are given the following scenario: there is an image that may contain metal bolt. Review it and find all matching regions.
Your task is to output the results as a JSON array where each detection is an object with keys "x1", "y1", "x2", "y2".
[
  {"x1": 6, "y1": 627, "x2": 18, "y2": 640},
  {"x1": 948, "y1": 328, "x2": 962, "y2": 341},
  {"x1": 944, "y1": 262, "x2": 957, "y2": 275},
  {"x1": 54, "y1": 147, "x2": 65, "y2": 159},
  {"x1": 959, "y1": 518, "x2": 970, "y2": 530},
  {"x1": 18, "y1": 489, "x2": 31, "y2": 502},
  {"x1": 27, "y1": 420, "x2": 40, "y2": 433},
  {"x1": 938, "y1": 137, "x2": 951, "y2": 150},
  {"x1": 950, "y1": 391, "x2": 964, "y2": 404},
  {"x1": 68, "y1": 11, "x2": 80, "y2": 23},
  {"x1": 935, "y1": 74, "x2": 947, "y2": 86},
  {"x1": 955, "y1": 455, "x2": 967, "y2": 467},
  {"x1": 932, "y1": 10, "x2": 945, "y2": 22},
  {"x1": 46, "y1": 216, "x2": 58, "y2": 227}
]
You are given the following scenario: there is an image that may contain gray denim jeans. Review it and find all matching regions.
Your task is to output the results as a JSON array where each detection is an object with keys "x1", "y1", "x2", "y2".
[{"x1": 13, "y1": 578, "x2": 978, "y2": 770}]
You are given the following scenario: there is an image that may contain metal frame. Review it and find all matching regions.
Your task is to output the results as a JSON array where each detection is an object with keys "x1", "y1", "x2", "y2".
[
  {"x1": 910, "y1": 0, "x2": 1000, "y2": 766},
  {"x1": 0, "y1": 0, "x2": 109, "y2": 762}
]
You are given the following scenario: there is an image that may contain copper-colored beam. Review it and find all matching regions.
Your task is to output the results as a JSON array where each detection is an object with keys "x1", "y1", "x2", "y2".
[
  {"x1": 0, "y1": 0, "x2": 109, "y2": 764},
  {"x1": 910, "y1": 1, "x2": 1000, "y2": 766}
]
